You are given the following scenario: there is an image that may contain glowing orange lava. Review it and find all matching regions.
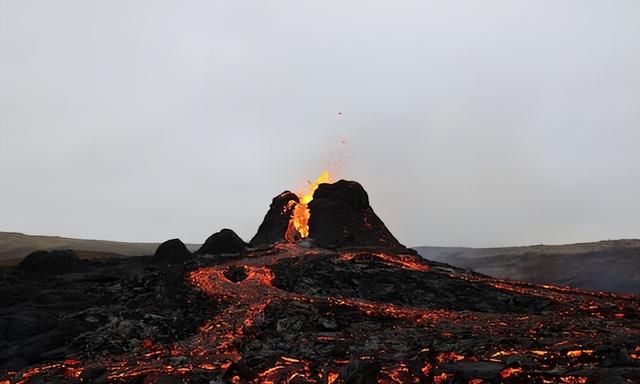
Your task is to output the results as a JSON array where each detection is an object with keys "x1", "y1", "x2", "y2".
[
  {"x1": 499, "y1": 367, "x2": 523, "y2": 379},
  {"x1": 286, "y1": 171, "x2": 331, "y2": 241}
]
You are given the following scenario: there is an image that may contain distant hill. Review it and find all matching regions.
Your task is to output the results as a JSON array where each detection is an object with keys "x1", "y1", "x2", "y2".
[
  {"x1": 0, "y1": 232, "x2": 199, "y2": 266},
  {"x1": 415, "y1": 239, "x2": 640, "y2": 294}
]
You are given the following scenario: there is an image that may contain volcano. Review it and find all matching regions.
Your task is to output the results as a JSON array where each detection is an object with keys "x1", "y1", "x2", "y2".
[
  {"x1": 251, "y1": 178, "x2": 403, "y2": 249},
  {"x1": 1, "y1": 179, "x2": 640, "y2": 384}
]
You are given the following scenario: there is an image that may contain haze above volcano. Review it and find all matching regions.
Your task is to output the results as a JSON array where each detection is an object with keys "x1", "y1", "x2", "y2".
[{"x1": 1, "y1": 1, "x2": 640, "y2": 247}]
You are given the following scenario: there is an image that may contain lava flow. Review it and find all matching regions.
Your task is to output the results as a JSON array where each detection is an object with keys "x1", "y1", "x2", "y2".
[{"x1": 2, "y1": 179, "x2": 640, "y2": 383}]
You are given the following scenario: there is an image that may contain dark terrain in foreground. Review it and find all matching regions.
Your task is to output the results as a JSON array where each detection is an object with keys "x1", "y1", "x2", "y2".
[
  {"x1": 416, "y1": 240, "x2": 640, "y2": 295},
  {"x1": 1, "y1": 242, "x2": 639, "y2": 383}
]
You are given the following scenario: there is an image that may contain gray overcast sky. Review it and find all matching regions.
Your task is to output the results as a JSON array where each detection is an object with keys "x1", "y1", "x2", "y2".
[{"x1": 1, "y1": 1, "x2": 639, "y2": 247}]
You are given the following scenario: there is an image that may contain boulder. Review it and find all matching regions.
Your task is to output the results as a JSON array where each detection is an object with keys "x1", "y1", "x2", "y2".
[
  {"x1": 153, "y1": 239, "x2": 191, "y2": 263},
  {"x1": 18, "y1": 250, "x2": 80, "y2": 275},
  {"x1": 196, "y1": 229, "x2": 248, "y2": 256}
]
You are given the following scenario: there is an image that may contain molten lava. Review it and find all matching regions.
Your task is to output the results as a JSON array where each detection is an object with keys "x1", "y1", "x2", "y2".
[{"x1": 285, "y1": 171, "x2": 331, "y2": 241}]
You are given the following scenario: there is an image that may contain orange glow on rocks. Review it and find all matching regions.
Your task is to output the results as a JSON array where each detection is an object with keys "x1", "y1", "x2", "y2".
[{"x1": 499, "y1": 367, "x2": 523, "y2": 379}]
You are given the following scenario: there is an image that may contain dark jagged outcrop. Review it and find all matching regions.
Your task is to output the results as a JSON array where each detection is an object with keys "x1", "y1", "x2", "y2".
[
  {"x1": 18, "y1": 250, "x2": 81, "y2": 275},
  {"x1": 196, "y1": 229, "x2": 249, "y2": 256},
  {"x1": 250, "y1": 191, "x2": 299, "y2": 246},
  {"x1": 308, "y1": 180, "x2": 403, "y2": 249},
  {"x1": 153, "y1": 239, "x2": 191, "y2": 263}
]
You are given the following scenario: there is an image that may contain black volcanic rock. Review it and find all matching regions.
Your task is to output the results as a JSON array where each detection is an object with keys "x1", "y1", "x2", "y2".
[
  {"x1": 0, "y1": 256, "x2": 219, "y2": 371},
  {"x1": 223, "y1": 265, "x2": 248, "y2": 283},
  {"x1": 3, "y1": 243, "x2": 640, "y2": 383},
  {"x1": 338, "y1": 359, "x2": 381, "y2": 383},
  {"x1": 154, "y1": 239, "x2": 191, "y2": 263},
  {"x1": 269, "y1": 250, "x2": 553, "y2": 313},
  {"x1": 250, "y1": 191, "x2": 299, "y2": 246},
  {"x1": 196, "y1": 229, "x2": 248, "y2": 256},
  {"x1": 18, "y1": 250, "x2": 80, "y2": 275},
  {"x1": 308, "y1": 180, "x2": 403, "y2": 249}
]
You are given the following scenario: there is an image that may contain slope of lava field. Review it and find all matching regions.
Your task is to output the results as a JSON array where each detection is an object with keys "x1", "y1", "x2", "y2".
[{"x1": 2, "y1": 242, "x2": 640, "y2": 384}]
